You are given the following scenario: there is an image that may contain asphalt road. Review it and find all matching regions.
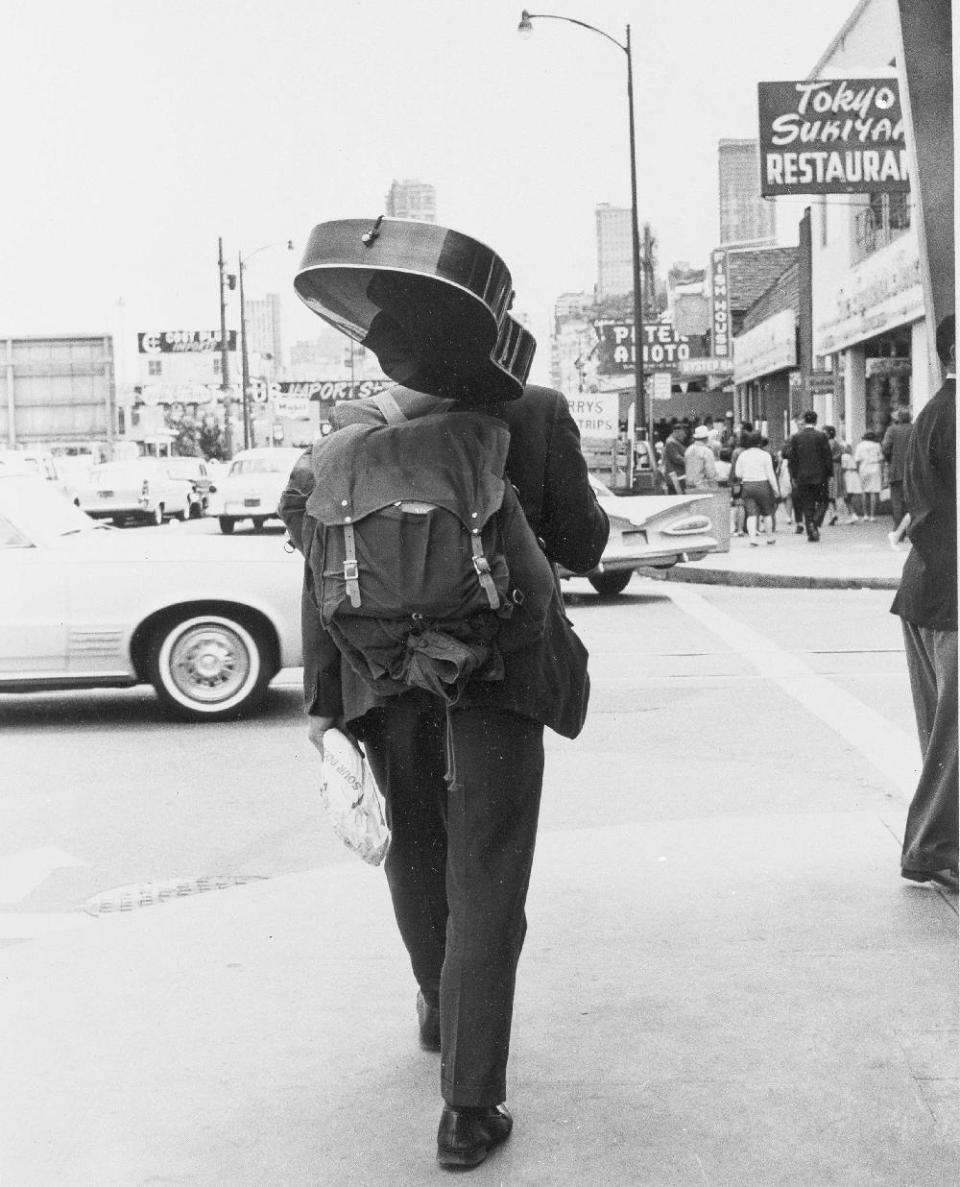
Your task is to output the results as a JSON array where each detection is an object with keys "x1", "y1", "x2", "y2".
[{"x1": 0, "y1": 515, "x2": 918, "y2": 940}]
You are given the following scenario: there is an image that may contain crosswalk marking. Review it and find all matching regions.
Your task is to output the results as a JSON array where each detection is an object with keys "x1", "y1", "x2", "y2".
[{"x1": 664, "y1": 583, "x2": 921, "y2": 801}]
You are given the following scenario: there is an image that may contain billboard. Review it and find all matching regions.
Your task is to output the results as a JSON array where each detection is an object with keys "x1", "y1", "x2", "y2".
[
  {"x1": 758, "y1": 78, "x2": 909, "y2": 196},
  {"x1": 566, "y1": 393, "x2": 619, "y2": 438},
  {"x1": 594, "y1": 321, "x2": 709, "y2": 373},
  {"x1": 138, "y1": 330, "x2": 237, "y2": 353}
]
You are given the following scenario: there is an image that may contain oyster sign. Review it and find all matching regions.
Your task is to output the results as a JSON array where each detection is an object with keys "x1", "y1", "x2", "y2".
[{"x1": 758, "y1": 78, "x2": 909, "y2": 196}]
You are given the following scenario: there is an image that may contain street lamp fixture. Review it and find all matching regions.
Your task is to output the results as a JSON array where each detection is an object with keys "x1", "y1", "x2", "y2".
[
  {"x1": 237, "y1": 240, "x2": 295, "y2": 450},
  {"x1": 517, "y1": 10, "x2": 648, "y2": 454}
]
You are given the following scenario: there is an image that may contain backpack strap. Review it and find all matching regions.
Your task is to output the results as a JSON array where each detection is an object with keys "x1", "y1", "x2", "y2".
[
  {"x1": 342, "y1": 523, "x2": 362, "y2": 608},
  {"x1": 372, "y1": 390, "x2": 407, "y2": 425},
  {"x1": 469, "y1": 531, "x2": 500, "y2": 609}
]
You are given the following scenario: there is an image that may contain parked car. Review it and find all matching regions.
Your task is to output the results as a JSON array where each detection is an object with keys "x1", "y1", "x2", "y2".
[
  {"x1": 0, "y1": 448, "x2": 81, "y2": 504},
  {"x1": 208, "y1": 447, "x2": 304, "y2": 534},
  {"x1": 562, "y1": 474, "x2": 719, "y2": 596},
  {"x1": 164, "y1": 456, "x2": 217, "y2": 518},
  {"x1": 75, "y1": 459, "x2": 192, "y2": 526},
  {"x1": 0, "y1": 474, "x2": 302, "y2": 721}
]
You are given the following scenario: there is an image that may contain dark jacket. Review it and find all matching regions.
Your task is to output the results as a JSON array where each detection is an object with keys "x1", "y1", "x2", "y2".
[
  {"x1": 881, "y1": 420, "x2": 914, "y2": 484},
  {"x1": 891, "y1": 378, "x2": 956, "y2": 631},
  {"x1": 279, "y1": 384, "x2": 609, "y2": 736},
  {"x1": 785, "y1": 426, "x2": 834, "y2": 486}
]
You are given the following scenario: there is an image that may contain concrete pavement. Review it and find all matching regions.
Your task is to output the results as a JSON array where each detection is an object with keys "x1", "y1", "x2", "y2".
[
  {"x1": 662, "y1": 513, "x2": 908, "y2": 590},
  {"x1": 0, "y1": 521, "x2": 956, "y2": 1185}
]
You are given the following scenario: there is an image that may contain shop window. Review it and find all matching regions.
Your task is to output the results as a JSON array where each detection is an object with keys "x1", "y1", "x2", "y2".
[
  {"x1": 855, "y1": 192, "x2": 911, "y2": 256},
  {"x1": 147, "y1": 359, "x2": 162, "y2": 376}
]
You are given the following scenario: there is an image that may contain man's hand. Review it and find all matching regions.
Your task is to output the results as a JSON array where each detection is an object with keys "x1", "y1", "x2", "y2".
[{"x1": 307, "y1": 715, "x2": 339, "y2": 757}]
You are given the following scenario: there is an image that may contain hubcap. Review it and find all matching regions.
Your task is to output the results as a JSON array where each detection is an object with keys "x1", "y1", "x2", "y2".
[{"x1": 168, "y1": 623, "x2": 252, "y2": 704}]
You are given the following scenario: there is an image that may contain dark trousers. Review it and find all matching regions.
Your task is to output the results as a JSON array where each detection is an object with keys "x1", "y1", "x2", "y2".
[
  {"x1": 359, "y1": 696, "x2": 545, "y2": 1107},
  {"x1": 901, "y1": 622, "x2": 959, "y2": 872},
  {"x1": 890, "y1": 480, "x2": 907, "y2": 527},
  {"x1": 795, "y1": 482, "x2": 829, "y2": 535}
]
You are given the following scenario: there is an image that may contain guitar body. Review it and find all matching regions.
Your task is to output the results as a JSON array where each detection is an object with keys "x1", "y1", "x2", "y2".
[{"x1": 293, "y1": 218, "x2": 536, "y2": 403}]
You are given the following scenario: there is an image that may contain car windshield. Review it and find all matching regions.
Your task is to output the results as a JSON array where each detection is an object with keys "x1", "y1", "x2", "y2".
[
  {"x1": 229, "y1": 456, "x2": 293, "y2": 476},
  {"x1": 0, "y1": 477, "x2": 102, "y2": 538}
]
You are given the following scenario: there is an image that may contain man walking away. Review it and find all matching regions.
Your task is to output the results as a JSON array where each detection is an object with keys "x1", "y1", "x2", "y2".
[
  {"x1": 662, "y1": 420, "x2": 689, "y2": 493},
  {"x1": 684, "y1": 424, "x2": 718, "y2": 491},
  {"x1": 891, "y1": 314, "x2": 957, "y2": 894},
  {"x1": 785, "y1": 410, "x2": 834, "y2": 541},
  {"x1": 882, "y1": 407, "x2": 914, "y2": 542}
]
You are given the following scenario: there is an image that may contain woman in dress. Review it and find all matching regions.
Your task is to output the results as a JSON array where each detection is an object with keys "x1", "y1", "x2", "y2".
[{"x1": 854, "y1": 429, "x2": 884, "y2": 521}]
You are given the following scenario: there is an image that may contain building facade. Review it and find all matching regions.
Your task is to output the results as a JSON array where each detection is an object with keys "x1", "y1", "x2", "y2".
[
  {"x1": 595, "y1": 204, "x2": 633, "y2": 298},
  {"x1": 384, "y1": 179, "x2": 437, "y2": 222},
  {"x1": 246, "y1": 294, "x2": 283, "y2": 375},
  {"x1": 718, "y1": 139, "x2": 777, "y2": 247}
]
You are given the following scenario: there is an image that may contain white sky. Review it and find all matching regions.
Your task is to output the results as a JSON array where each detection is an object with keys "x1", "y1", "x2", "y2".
[{"x1": 1, "y1": 0, "x2": 862, "y2": 383}]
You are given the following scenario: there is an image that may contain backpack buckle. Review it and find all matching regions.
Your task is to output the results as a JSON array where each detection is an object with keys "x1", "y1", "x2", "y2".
[
  {"x1": 343, "y1": 559, "x2": 359, "y2": 581},
  {"x1": 472, "y1": 556, "x2": 492, "y2": 577}
]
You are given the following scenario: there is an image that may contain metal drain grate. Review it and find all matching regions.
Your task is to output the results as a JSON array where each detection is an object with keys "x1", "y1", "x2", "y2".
[{"x1": 83, "y1": 874, "x2": 268, "y2": 916}]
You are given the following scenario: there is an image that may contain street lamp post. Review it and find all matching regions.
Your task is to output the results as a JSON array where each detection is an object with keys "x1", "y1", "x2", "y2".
[
  {"x1": 235, "y1": 240, "x2": 294, "y2": 450},
  {"x1": 217, "y1": 236, "x2": 235, "y2": 457},
  {"x1": 518, "y1": 9, "x2": 648, "y2": 457}
]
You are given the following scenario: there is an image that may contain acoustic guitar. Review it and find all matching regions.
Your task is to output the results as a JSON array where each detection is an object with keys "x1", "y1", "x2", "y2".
[{"x1": 293, "y1": 217, "x2": 536, "y2": 403}]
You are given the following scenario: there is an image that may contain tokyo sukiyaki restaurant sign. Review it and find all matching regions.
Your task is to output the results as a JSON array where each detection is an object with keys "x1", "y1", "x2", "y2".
[{"x1": 758, "y1": 78, "x2": 909, "y2": 196}]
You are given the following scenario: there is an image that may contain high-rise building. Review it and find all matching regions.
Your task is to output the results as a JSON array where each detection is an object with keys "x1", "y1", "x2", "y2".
[
  {"x1": 246, "y1": 294, "x2": 283, "y2": 374},
  {"x1": 595, "y1": 204, "x2": 633, "y2": 299},
  {"x1": 718, "y1": 139, "x2": 776, "y2": 247},
  {"x1": 385, "y1": 179, "x2": 436, "y2": 222}
]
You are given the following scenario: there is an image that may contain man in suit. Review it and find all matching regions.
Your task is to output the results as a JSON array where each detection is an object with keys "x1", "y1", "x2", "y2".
[
  {"x1": 891, "y1": 314, "x2": 957, "y2": 894},
  {"x1": 882, "y1": 406, "x2": 914, "y2": 534},
  {"x1": 785, "y1": 410, "x2": 834, "y2": 541},
  {"x1": 280, "y1": 382, "x2": 608, "y2": 1169}
]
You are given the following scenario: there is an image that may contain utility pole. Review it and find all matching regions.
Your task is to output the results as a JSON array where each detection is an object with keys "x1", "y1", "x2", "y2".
[
  {"x1": 239, "y1": 251, "x2": 251, "y2": 450},
  {"x1": 217, "y1": 237, "x2": 234, "y2": 457}
]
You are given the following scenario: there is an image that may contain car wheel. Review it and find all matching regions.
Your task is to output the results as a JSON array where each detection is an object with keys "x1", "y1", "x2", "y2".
[
  {"x1": 588, "y1": 571, "x2": 635, "y2": 597},
  {"x1": 147, "y1": 612, "x2": 272, "y2": 722},
  {"x1": 252, "y1": 517, "x2": 267, "y2": 532},
  {"x1": 219, "y1": 516, "x2": 235, "y2": 534}
]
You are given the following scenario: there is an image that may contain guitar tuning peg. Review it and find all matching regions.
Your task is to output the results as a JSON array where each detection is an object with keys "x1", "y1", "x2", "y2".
[{"x1": 361, "y1": 215, "x2": 385, "y2": 246}]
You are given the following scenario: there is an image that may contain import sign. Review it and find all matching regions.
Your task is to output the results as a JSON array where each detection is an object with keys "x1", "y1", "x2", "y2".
[{"x1": 758, "y1": 78, "x2": 909, "y2": 196}]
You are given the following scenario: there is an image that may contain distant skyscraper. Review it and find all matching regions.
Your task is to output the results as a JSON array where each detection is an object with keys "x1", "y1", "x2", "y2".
[
  {"x1": 595, "y1": 204, "x2": 633, "y2": 299},
  {"x1": 246, "y1": 294, "x2": 283, "y2": 372},
  {"x1": 385, "y1": 179, "x2": 436, "y2": 222},
  {"x1": 718, "y1": 139, "x2": 776, "y2": 246}
]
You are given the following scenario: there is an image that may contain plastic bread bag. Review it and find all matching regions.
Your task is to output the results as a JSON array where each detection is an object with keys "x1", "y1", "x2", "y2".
[{"x1": 319, "y1": 728, "x2": 391, "y2": 867}]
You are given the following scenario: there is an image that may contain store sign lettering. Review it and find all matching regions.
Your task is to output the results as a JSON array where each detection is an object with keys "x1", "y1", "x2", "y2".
[
  {"x1": 138, "y1": 330, "x2": 237, "y2": 354},
  {"x1": 711, "y1": 250, "x2": 730, "y2": 359},
  {"x1": 594, "y1": 321, "x2": 708, "y2": 373},
  {"x1": 759, "y1": 78, "x2": 909, "y2": 195}
]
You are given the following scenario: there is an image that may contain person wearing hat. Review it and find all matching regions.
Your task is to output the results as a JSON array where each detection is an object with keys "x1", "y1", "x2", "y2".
[{"x1": 685, "y1": 423, "x2": 719, "y2": 490}]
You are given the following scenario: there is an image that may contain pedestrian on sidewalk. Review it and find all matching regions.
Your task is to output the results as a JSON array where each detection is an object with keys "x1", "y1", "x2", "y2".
[
  {"x1": 732, "y1": 430, "x2": 778, "y2": 546},
  {"x1": 282, "y1": 384, "x2": 607, "y2": 1168},
  {"x1": 775, "y1": 444, "x2": 798, "y2": 531},
  {"x1": 785, "y1": 410, "x2": 833, "y2": 542},
  {"x1": 854, "y1": 430, "x2": 884, "y2": 520},
  {"x1": 684, "y1": 424, "x2": 719, "y2": 491},
  {"x1": 882, "y1": 406, "x2": 914, "y2": 536},
  {"x1": 840, "y1": 443, "x2": 863, "y2": 521},
  {"x1": 662, "y1": 420, "x2": 689, "y2": 493},
  {"x1": 823, "y1": 425, "x2": 844, "y2": 525},
  {"x1": 890, "y1": 313, "x2": 957, "y2": 894}
]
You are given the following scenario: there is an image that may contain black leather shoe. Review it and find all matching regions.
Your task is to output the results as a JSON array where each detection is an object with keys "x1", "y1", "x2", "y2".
[
  {"x1": 902, "y1": 866, "x2": 959, "y2": 893},
  {"x1": 417, "y1": 991, "x2": 441, "y2": 1052},
  {"x1": 808, "y1": 527, "x2": 820, "y2": 542},
  {"x1": 437, "y1": 1103, "x2": 512, "y2": 1168}
]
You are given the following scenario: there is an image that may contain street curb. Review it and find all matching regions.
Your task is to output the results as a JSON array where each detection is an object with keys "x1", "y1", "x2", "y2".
[{"x1": 639, "y1": 565, "x2": 901, "y2": 592}]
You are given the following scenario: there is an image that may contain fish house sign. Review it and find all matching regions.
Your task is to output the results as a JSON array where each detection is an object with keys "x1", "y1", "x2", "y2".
[{"x1": 758, "y1": 78, "x2": 909, "y2": 196}]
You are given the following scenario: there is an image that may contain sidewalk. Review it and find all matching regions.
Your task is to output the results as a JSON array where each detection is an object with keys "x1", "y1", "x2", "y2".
[
  {"x1": 0, "y1": 814, "x2": 956, "y2": 1183},
  {"x1": 660, "y1": 515, "x2": 908, "y2": 590}
]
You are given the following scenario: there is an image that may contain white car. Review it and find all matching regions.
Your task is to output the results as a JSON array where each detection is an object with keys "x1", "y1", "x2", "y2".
[
  {"x1": 76, "y1": 459, "x2": 192, "y2": 526},
  {"x1": 564, "y1": 474, "x2": 719, "y2": 596},
  {"x1": 0, "y1": 448, "x2": 81, "y2": 505},
  {"x1": 0, "y1": 475, "x2": 303, "y2": 721},
  {"x1": 208, "y1": 447, "x2": 304, "y2": 534}
]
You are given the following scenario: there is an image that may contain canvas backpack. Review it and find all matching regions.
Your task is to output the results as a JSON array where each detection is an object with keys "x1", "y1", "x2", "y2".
[{"x1": 303, "y1": 390, "x2": 558, "y2": 703}]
